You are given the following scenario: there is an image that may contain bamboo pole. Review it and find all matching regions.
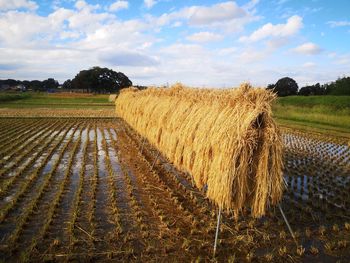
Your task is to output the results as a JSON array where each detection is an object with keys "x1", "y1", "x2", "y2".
[
  {"x1": 213, "y1": 208, "x2": 222, "y2": 258},
  {"x1": 278, "y1": 203, "x2": 298, "y2": 246}
]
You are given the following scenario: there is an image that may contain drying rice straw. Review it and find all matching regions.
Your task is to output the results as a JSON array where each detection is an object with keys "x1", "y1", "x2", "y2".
[{"x1": 116, "y1": 83, "x2": 283, "y2": 218}]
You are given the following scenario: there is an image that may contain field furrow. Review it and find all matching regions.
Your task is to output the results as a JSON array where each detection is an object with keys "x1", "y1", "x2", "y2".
[
  {"x1": 33, "y1": 125, "x2": 85, "y2": 260},
  {"x1": 71, "y1": 125, "x2": 95, "y2": 260},
  {"x1": 0, "y1": 120, "x2": 70, "y2": 212},
  {"x1": 0, "y1": 118, "x2": 349, "y2": 262},
  {"x1": 0, "y1": 119, "x2": 61, "y2": 175},
  {"x1": 6, "y1": 123, "x2": 81, "y2": 261},
  {"x1": 0, "y1": 119, "x2": 45, "y2": 153},
  {"x1": 0, "y1": 122, "x2": 78, "y2": 259}
]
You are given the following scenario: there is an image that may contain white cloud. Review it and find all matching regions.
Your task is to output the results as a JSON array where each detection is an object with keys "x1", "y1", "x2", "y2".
[
  {"x1": 186, "y1": 1, "x2": 246, "y2": 26},
  {"x1": 327, "y1": 52, "x2": 350, "y2": 66},
  {"x1": 151, "y1": 1, "x2": 247, "y2": 26},
  {"x1": 0, "y1": 11, "x2": 52, "y2": 45},
  {"x1": 146, "y1": 1, "x2": 258, "y2": 34},
  {"x1": 75, "y1": 0, "x2": 100, "y2": 11},
  {"x1": 75, "y1": 0, "x2": 87, "y2": 10},
  {"x1": 0, "y1": 0, "x2": 37, "y2": 11},
  {"x1": 327, "y1": 20, "x2": 350, "y2": 27},
  {"x1": 171, "y1": 21, "x2": 182, "y2": 27},
  {"x1": 109, "y1": 1, "x2": 128, "y2": 12},
  {"x1": 144, "y1": 0, "x2": 157, "y2": 9},
  {"x1": 334, "y1": 54, "x2": 350, "y2": 65},
  {"x1": 265, "y1": 37, "x2": 289, "y2": 49},
  {"x1": 186, "y1": 32, "x2": 223, "y2": 43},
  {"x1": 217, "y1": 47, "x2": 237, "y2": 56},
  {"x1": 0, "y1": 1, "x2": 347, "y2": 87},
  {"x1": 243, "y1": 0, "x2": 260, "y2": 11},
  {"x1": 239, "y1": 15, "x2": 303, "y2": 42},
  {"x1": 0, "y1": 0, "x2": 155, "y2": 83},
  {"x1": 328, "y1": 52, "x2": 337, "y2": 58},
  {"x1": 67, "y1": 5, "x2": 115, "y2": 32},
  {"x1": 292, "y1": 42, "x2": 322, "y2": 55},
  {"x1": 60, "y1": 30, "x2": 81, "y2": 39},
  {"x1": 99, "y1": 50, "x2": 159, "y2": 67},
  {"x1": 238, "y1": 49, "x2": 267, "y2": 63},
  {"x1": 302, "y1": 62, "x2": 316, "y2": 68}
]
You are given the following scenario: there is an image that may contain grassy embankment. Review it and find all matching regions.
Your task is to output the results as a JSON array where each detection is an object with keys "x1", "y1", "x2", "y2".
[
  {"x1": 0, "y1": 92, "x2": 112, "y2": 109},
  {"x1": 273, "y1": 96, "x2": 350, "y2": 139}
]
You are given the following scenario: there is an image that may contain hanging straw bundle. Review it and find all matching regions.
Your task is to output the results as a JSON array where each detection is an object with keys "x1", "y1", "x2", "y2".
[{"x1": 116, "y1": 83, "x2": 283, "y2": 218}]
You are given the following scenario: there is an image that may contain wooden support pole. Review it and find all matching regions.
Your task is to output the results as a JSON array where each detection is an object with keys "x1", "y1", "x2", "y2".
[
  {"x1": 213, "y1": 208, "x2": 222, "y2": 258},
  {"x1": 278, "y1": 203, "x2": 298, "y2": 246}
]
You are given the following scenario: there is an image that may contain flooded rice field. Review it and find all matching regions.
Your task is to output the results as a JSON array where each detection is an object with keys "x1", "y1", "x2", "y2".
[{"x1": 0, "y1": 118, "x2": 349, "y2": 262}]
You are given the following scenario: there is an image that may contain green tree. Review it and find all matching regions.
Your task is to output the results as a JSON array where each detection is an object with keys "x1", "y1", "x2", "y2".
[
  {"x1": 62, "y1": 79, "x2": 72, "y2": 90},
  {"x1": 267, "y1": 77, "x2": 298, "y2": 97},
  {"x1": 298, "y1": 83, "x2": 326, "y2": 96},
  {"x1": 29, "y1": 80, "x2": 45, "y2": 91},
  {"x1": 71, "y1": 66, "x2": 132, "y2": 93},
  {"x1": 328, "y1": 77, "x2": 350, "y2": 95},
  {"x1": 42, "y1": 78, "x2": 59, "y2": 90}
]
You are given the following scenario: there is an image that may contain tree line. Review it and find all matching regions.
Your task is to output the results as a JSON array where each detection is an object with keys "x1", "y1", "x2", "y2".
[
  {"x1": 1, "y1": 68, "x2": 349, "y2": 96},
  {"x1": 0, "y1": 78, "x2": 59, "y2": 91},
  {"x1": 267, "y1": 76, "x2": 350, "y2": 96},
  {"x1": 0, "y1": 67, "x2": 132, "y2": 93}
]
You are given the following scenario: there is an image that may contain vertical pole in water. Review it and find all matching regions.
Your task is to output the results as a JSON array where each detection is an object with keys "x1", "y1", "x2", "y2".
[
  {"x1": 278, "y1": 203, "x2": 298, "y2": 246},
  {"x1": 213, "y1": 208, "x2": 222, "y2": 258}
]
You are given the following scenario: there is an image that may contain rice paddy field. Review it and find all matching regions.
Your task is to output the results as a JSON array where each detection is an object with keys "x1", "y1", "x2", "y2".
[{"x1": 0, "y1": 115, "x2": 349, "y2": 262}]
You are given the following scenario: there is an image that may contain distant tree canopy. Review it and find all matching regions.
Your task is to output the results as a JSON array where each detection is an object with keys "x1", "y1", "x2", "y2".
[
  {"x1": 324, "y1": 76, "x2": 350, "y2": 95},
  {"x1": 0, "y1": 78, "x2": 59, "y2": 91},
  {"x1": 62, "y1": 79, "x2": 72, "y2": 90},
  {"x1": 71, "y1": 67, "x2": 132, "y2": 93},
  {"x1": 267, "y1": 77, "x2": 298, "y2": 97},
  {"x1": 0, "y1": 67, "x2": 132, "y2": 94},
  {"x1": 266, "y1": 76, "x2": 350, "y2": 96},
  {"x1": 295, "y1": 76, "x2": 350, "y2": 96},
  {"x1": 299, "y1": 83, "x2": 326, "y2": 96}
]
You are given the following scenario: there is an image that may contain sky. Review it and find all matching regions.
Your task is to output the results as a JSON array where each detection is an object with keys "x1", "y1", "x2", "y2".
[{"x1": 0, "y1": 0, "x2": 349, "y2": 87}]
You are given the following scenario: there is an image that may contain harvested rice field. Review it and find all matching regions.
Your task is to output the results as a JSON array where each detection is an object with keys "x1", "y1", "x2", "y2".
[
  {"x1": 0, "y1": 118, "x2": 349, "y2": 262},
  {"x1": 0, "y1": 108, "x2": 115, "y2": 118}
]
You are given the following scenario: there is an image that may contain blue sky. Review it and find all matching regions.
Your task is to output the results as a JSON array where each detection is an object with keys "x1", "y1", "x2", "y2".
[{"x1": 0, "y1": 0, "x2": 349, "y2": 87}]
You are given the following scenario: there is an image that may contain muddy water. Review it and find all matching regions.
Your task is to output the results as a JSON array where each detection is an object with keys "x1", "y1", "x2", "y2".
[
  {"x1": 5, "y1": 126, "x2": 60, "y2": 178},
  {"x1": 12, "y1": 125, "x2": 81, "y2": 255},
  {"x1": 71, "y1": 126, "x2": 95, "y2": 259},
  {"x1": 0, "y1": 120, "x2": 42, "y2": 150},
  {"x1": 109, "y1": 128, "x2": 117, "y2": 141},
  {"x1": 35, "y1": 127, "x2": 87, "y2": 256},
  {"x1": 0, "y1": 122, "x2": 70, "y2": 212},
  {"x1": 1, "y1": 127, "x2": 51, "y2": 171},
  {"x1": 38, "y1": 127, "x2": 73, "y2": 174},
  {"x1": 0, "y1": 132, "x2": 61, "y2": 210},
  {"x1": 105, "y1": 129, "x2": 134, "y2": 226},
  {"x1": 283, "y1": 133, "x2": 350, "y2": 165},
  {"x1": 93, "y1": 128, "x2": 117, "y2": 249},
  {"x1": 0, "y1": 123, "x2": 77, "y2": 252},
  {"x1": 282, "y1": 132, "x2": 350, "y2": 232}
]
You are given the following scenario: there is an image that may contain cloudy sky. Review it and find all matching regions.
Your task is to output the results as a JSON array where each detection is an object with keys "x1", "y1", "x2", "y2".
[{"x1": 0, "y1": 0, "x2": 349, "y2": 87}]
